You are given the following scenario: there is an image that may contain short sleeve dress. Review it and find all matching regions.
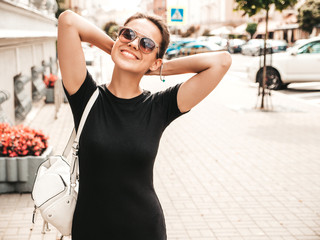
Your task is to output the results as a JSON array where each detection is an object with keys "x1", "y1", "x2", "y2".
[{"x1": 64, "y1": 69, "x2": 189, "y2": 240}]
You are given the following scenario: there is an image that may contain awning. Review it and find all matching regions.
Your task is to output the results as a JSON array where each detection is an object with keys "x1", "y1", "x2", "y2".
[
  {"x1": 256, "y1": 20, "x2": 280, "y2": 34},
  {"x1": 233, "y1": 23, "x2": 247, "y2": 35},
  {"x1": 209, "y1": 26, "x2": 233, "y2": 35},
  {"x1": 275, "y1": 23, "x2": 299, "y2": 30}
]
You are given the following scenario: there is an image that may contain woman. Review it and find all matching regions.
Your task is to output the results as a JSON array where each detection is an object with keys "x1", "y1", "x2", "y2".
[{"x1": 57, "y1": 10, "x2": 231, "y2": 240}]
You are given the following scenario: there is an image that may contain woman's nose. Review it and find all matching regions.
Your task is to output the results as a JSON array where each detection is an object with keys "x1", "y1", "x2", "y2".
[{"x1": 128, "y1": 38, "x2": 139, "y2": 51}]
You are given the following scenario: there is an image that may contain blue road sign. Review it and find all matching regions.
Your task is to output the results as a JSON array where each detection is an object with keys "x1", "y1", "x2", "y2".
[{"x1": 171, "y1": 8, "x2": 184, "y2": 22}]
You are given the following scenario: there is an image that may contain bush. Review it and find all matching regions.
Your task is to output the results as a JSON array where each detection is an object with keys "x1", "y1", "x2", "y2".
[
  {"x1": 103, "y1": 21, "x2": 119, "y2": 40},
  {"x1": 0, "y1": 123, "x2": 48, "y2": 157}
]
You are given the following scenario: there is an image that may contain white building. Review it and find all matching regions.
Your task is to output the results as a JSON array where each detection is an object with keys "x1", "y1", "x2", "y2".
[{"x1": 0, "y1": 0, "x2": 58, "y2": 124}]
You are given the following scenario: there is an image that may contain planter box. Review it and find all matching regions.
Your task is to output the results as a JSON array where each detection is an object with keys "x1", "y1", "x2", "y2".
[
  {"x1": 45, "y1": 88, "x2": 68, "y2": 103},
  {"x1": 0, "y1": 146, "x2": 53, "y2": 193},
  {"x1": 45, "y1": 88, "x2": 54, "y2": 103}
]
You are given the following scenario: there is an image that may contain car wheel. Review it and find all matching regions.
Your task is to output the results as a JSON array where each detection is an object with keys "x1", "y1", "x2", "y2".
[{"x1": 257, "y1": 68, "x2": 283, "y2": 90}]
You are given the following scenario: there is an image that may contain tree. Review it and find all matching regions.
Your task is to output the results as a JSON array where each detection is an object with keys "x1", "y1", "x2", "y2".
[
  {"x1": 103, "y1": 21, "x2": 119, "y2": 40},
  {"x1": 182, "y1": 25, "x2": 196, "y2": 38},
  {"x1": 246, "y1": 22, "x2": 258, "y2": 39},
  {"x1": 234, "y1": 0, "x2": 297, "y2": 110},
  {"x1": 55, "y1": 0, "x2": 67, "y2": 19},
  {"x1": 298, "y1": 0, "x2": 320, "y2": 34},
  {"x1": 202, "y1": 29, "x2": 211, "y2": 36}
]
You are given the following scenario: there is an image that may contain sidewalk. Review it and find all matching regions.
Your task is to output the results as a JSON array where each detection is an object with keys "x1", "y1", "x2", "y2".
[{"x1": 0, "y1": 72, "x2": 320, "y2": 240}]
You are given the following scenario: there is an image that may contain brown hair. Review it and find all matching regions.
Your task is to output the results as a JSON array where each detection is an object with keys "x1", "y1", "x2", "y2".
[{"x1": 124, "y1": 13, "x2": 170, "y2": 59}]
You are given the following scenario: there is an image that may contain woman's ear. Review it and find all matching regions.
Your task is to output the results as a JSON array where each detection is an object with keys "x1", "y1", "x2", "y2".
[{"x1": 149, "y1": 58, "x2": 162, "y2": 72}]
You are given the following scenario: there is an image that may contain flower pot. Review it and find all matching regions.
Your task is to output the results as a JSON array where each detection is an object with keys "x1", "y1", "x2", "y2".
[
  {"x1": 0, "y1": 158, "x2": 6, "y2": 182},
  {"x1": 0, "y1": 146, "x2": 53, "y2": 193},
  {"x1": 17, "y1": 157, "x2": 28, "y2": 182},
  {"x1": 45, "y1": 88, "x2": 54, "y2": 103},
  {"x1": 6, "y1": 158, "x2": 18, "y2": 182}
]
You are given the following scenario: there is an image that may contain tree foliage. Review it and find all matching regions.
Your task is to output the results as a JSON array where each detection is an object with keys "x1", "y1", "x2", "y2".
[
  {"x1": 55, "y1": 0, "x2": 66, "y2": 18},
  {"x1": 298, "y1": 0, "x2": 320, "y2": 34},
  {"x1": 234, "y1": 0, "x2": 298, "y2": 16},
  {"x1": 103, "y1": 21, "x2": 119, "y2": 40},
  {"x1": 246, "y1": 22, "x2": 258, "y2": 38},
  {"x1": 181, "y1": 25, "x2": 198, "y2": 38}
]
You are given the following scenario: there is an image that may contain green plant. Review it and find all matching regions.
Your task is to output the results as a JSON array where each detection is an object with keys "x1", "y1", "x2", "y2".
[
  {"x1": 103, "y1": 21, "x2": 119, "y2": 40},
  {"x1": 246, "y1": 22, "x2": 258, "y2": 39},
  {"x1": 298, "y1": 0, "x2": 320, "y2": 34},
  {"x1": 108, "y1": 25, "x2": 119, "y2": 41}
]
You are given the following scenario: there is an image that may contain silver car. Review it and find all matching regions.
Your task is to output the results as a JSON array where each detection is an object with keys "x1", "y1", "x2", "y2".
[{"x1": 241, "y1": 39, "x2": 271, "y2": 56}]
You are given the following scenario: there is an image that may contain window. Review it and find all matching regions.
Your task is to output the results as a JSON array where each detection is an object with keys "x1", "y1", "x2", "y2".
[{"x1": 298, "y1": 41, "x2": 320, "y2": 54}]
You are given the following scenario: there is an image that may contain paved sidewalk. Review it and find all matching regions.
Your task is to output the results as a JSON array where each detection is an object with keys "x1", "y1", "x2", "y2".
[{"x1": 0, "y1": 71, "x2": 320, "y2": 240}]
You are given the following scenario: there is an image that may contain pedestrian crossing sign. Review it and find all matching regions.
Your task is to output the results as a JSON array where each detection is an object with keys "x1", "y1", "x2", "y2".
[
  {"x1": 167, "y1": 6, "x2": 187, "y2": 26},
  {"x1": 171, "y1": 8, "x2": 183, "y2": 22}
]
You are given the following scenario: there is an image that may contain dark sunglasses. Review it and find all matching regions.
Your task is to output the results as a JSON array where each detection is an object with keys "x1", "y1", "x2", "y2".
[{"x1": 118, "y1": 27, "x2": 159, "y2": 56}]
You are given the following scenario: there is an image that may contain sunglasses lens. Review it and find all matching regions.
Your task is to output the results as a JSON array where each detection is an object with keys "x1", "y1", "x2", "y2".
[
  {"x1": 140, "y1": 38, "x2": 156, "y2": 53},
  {"x1": 119, "y1": 28, "x2": 135, "y2": 42}
]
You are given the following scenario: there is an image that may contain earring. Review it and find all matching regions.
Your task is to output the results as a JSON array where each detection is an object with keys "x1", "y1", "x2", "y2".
[{"x1": 160, "y1": 63, "x2": 165, "y2": 82}]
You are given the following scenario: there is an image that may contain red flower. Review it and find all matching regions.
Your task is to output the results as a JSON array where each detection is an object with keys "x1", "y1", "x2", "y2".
[
  {"x1": 43, "y1": 73, "x2": 58, "y2": 88},
  {"x1": 0, "y1": 123, "x2": 49, "y2": 157}
]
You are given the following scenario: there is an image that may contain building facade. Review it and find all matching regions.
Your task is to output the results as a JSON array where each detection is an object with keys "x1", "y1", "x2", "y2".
[{"x1": 0, "y1": 0, "x2": 58, "y2": 124}]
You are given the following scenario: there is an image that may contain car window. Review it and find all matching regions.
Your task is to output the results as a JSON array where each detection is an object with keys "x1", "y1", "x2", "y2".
[{"x1": 298, "y1": 41, "x2": 320, "y2": 54}]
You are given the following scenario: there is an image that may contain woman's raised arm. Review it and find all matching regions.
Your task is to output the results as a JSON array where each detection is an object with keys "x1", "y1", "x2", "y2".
[
  {"x1": 57, "y1": 10, "x2": 114, "y2": 95},
  {"x1": 150, "y1": 51, "x2": 232, "y2": 113}
]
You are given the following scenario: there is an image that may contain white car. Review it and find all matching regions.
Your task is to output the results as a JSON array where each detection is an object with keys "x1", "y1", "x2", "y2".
[{"x1": 247, "y1": 37, "x2": 320, "y2": 90}]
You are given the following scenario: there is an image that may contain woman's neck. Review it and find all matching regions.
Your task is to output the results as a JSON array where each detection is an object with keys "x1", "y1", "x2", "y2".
[{"x1": 107, "y1": 66, "x2": 144, "y2": 99}]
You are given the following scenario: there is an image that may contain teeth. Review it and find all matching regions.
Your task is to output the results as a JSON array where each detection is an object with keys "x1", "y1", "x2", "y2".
[{"x1": 122, "y1": 50, "x2": 137, "y2": 59}]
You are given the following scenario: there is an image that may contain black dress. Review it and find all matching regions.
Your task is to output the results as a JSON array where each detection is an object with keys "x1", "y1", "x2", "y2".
[{"x1": 63, "y1": 69, "x2": 189, "y2": 240}]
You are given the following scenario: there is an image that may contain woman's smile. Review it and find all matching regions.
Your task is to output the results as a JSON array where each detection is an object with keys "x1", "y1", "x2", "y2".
[{"x1": 120, "y1": 49, "x2": 139, "y2": 60}]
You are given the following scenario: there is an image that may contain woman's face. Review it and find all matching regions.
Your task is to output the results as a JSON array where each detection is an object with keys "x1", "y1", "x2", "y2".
[{"x1": 111, "y1": 18, "x2": 162, "y2": 74}]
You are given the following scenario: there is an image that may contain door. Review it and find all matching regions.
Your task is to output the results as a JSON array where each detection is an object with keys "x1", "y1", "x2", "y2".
[{"x1": 286, "y1": 40, "x2": 320, "y2": 82}]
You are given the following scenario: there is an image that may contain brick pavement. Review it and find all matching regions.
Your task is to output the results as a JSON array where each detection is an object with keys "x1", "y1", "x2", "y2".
[{"x1": 0, "y1": 70, "x2": 320, "y2": 240}]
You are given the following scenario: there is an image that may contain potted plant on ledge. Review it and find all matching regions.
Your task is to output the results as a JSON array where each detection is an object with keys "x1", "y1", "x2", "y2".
[
  {"x1": 43, "y1": 73, "x2": 58, "y2": 103},
  {"x1": 0, "y1": 123, "x2": 53, "y2": 193}
]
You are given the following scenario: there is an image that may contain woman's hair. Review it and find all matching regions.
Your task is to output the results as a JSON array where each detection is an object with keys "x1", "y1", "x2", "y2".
[{"x1": 124, "y1": 13, "x2": 170, "y2": 59}]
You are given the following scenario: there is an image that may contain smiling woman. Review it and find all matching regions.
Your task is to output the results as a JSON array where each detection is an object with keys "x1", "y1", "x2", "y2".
[{"x1": 57, "y1": 9, "x2": 231, "y2": 240}]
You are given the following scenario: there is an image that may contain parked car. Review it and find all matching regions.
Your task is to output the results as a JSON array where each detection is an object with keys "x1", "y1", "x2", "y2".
[
  {"x1": 247, "y1": 37, "x2": 320, "y2": 90},
  {"x1": 286, "y1": 39, "x2": 308, "y2": 51},
  {"x1": 268, "y1": 39, "x2": 288, "y2": 53},
  {"x1": 166, "y1": 39, "x2": 195, "y2": 59},
  {"x1": 177, "y1": 41, "x2": 223, "y2": 57},
  {"x1": 241, "y1": 39, "x2": 272, "y2": 56},
  {"x1": 228, "y1": 39, "x2": 246, "y2": 53}
]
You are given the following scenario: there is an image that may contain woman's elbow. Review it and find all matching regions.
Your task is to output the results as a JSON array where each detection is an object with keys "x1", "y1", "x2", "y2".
[
  {"x1": 58, "y1": 10, "x2": 74, "y2": 27},
  {"x1": 220, "y1": 51, "x2": 232, "y2": 69}
]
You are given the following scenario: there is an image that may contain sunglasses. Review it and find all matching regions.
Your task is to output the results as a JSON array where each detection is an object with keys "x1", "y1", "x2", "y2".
[{"x1": 118, "y1": 27, "x2": 159, "y2": 56}]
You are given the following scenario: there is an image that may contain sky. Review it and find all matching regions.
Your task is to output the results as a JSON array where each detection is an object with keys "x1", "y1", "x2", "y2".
[{"x1": 101, "y1": 0, "x2": 142, "y2": 11}]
